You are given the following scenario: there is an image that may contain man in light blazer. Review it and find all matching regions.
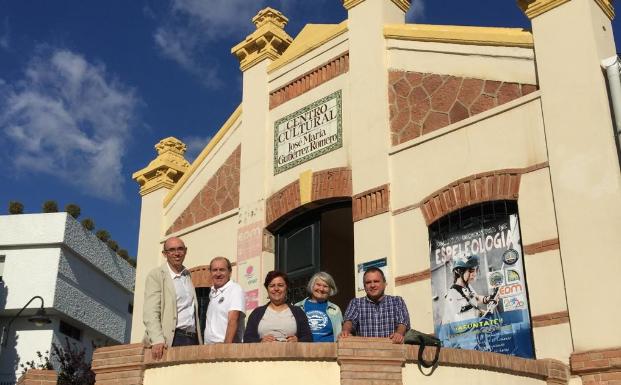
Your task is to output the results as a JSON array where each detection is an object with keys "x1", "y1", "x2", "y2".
[{"x1": 143, "y1": 236, "x2": 203, "y2": 359}]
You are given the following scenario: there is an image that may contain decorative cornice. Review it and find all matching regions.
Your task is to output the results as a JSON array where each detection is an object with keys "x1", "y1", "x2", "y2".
[
  {"x1": 132, "y1": 137, "x2": 190, "y2": 196},
  {"x1": 518, "y1": 0, "x2": 614, "y2": 20},
  {"x1": 231, "y1": 7, "x2": 293, "y2": 71},
  {"x1": 343, "y1": 0, "x2": 411, "y2": 12},
  {"x1": 164, "y1": 105, "x2": 241, "y2": 207},
  {"x1": 384, "y1": 24, "x2": 534, "y2": 48}
]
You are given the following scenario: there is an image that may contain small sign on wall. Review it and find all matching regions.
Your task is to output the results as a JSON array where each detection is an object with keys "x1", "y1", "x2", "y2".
[
  {"x1": 273, "y1": 90, "x2": 342, "y2": 174},
  {"x1": 356, "y1": 257, "x2": 388, "y2": 291}
]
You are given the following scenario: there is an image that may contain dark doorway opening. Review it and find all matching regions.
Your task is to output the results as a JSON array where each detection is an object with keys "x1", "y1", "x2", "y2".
[{"x1": 274, "y1": 201, "x2": 355, "y2": 311}]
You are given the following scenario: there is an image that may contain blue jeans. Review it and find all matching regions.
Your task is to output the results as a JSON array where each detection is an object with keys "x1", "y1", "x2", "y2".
[{"x1": 172, "y1": 329, "x2": 198, "y2": 346}]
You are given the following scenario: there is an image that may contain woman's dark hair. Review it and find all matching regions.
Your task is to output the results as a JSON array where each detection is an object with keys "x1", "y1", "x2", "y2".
[{"x1": 263, "y1": 270, "x2": 290, "y2": 288}]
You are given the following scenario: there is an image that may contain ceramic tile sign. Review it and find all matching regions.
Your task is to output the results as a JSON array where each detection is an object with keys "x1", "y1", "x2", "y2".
[
  {"x1": 273, "y1": 90, "x2": 342, "y2": 174},
  {"x1": 429, "y1": 214, "x2": 534, "y2": 359}
]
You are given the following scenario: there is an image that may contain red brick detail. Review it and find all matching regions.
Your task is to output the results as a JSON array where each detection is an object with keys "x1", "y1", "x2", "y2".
[
  {"x1": 524, "y1": 238, "x2": 560, "y2": 255},
  {"x1": 92, "y1": 343, "x2": 145, "y2": 385},
  {"x1": 394, "y1": 269, "x2": 431, "y2": 286},
  {"x1": 571, "y1": 347, "x2": 621, "y2": 385},
  {"x1": 269, "y1": 52, "x2": 349, "y2": 110},
  {"x1": 352, "y1": 184, "x2": 390, "y2": 222},
  {"x1": 17, "y1": 369, "x2": 57, "y2": 385},
  {"x1": 266, "y1": 180, "x2": 301, "y2": 226},
  {"x1": 166, "y1": 146, "x2": 241, "y2": 235},
  {"x1": 311, "y1": 167, "x2": 353, "y2": 202},
  {"x1": 266, "y1": 167, "x2": 352, "y2": 226},
  {"x1": 531, "y1": 311, "x2": 570, "y2": 328},
  {"x1": 420, "y1": 170, "x2": 523, "y2": 225},
  {"x1": 338, "y1": 338, "x2": 405, "y2": 385},
  {"x1": 189, "y1": 265, "x2": 212, "y2": 288},
  {"x1": 388, "y1": 70, "x2": 539, "y2": 146}
]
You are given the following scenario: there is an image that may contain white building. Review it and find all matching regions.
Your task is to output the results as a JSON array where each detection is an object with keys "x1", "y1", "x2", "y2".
[{"x1": 0, "y1": 213, "x2": 135, "y2": 385}]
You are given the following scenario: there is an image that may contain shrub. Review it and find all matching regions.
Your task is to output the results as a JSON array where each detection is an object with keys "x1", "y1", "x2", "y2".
[
  {"x1": 20, "y1": 350, "x2": 53, "y2": 374},
  {"x1": 81, "y1": 218, "x2": 95, "y2": 231},
  {"x1": 8, "y1": 201, "x2": 24, "y2": 214},
  {"x1": 106, "y1": 239, "x2": 119, "y2": 252},
  {"x1": 52, "y1": 338, "x2": 95, "y2": 385},
  {"x1": 95, "y1": 230, "x2": 110, "y2": 243},
  {"x1": 64, "y1": 204, "x2": 81, "y2": 219},
  {"x1": 117, "y1": 249, "x2": 129, "y2": 259},
  {"x1": 42, "y1": 200, "x2": 59, "y2": 213}
]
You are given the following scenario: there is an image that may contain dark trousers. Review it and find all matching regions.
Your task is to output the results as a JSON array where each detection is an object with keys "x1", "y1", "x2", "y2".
[{"x1": 171, "y1": 329, "x2": 199, "y2": 346}]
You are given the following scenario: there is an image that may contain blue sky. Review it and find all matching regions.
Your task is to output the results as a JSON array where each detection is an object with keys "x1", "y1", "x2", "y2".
[{"x1": 1, "y1": 0, "x2": 619, "y2": 260}]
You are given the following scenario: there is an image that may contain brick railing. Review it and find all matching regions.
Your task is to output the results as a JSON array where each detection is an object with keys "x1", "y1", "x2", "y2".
[
  {"x1": 92, "y1": 338, "x2": 573, "y2": 385},
  {"x1": 16, "y1": 370, "x2": 57, "y2": 385}
]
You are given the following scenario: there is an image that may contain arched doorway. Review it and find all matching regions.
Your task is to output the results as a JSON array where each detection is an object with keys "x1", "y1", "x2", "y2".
[{"x1": 272, "y1": 200, "x2": 355, "y2": 311}]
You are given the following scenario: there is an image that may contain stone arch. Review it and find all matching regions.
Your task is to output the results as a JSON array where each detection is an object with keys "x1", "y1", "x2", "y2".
[{"x1": 265, "y1": 167, "x2": 352, "y2": 228}]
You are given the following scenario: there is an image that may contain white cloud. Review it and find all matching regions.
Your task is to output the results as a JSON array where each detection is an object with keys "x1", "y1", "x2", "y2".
[
  {"x1": 0, "y1": 48, "x2": 140, "y2": 200},
  {"x1": 154, "y1": 0, "x2": 276, "y2": 86},
  {"x1": 181, "y1": 135, "x2": 212, "y2": 162},
  {"x1": 406, "y1": 0, "x2": 425, "y2": 22}
]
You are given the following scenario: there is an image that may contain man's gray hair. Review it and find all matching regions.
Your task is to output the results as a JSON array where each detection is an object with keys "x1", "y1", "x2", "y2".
[{"x1": 307, "y1": 271, "x2": 338, "y2": 297}]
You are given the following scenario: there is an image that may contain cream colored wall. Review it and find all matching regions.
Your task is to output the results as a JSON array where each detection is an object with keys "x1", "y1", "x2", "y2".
[
  {"x1": 163, "y1": 120, "x2": 241, "y2": 228},
  {"x1": 173, "y1": 213, "x2": 239, "y2": 268},
  {"x1": 518, "y1": 169, "x2": 559, "y2": 244},
  {"x1": 387, "y1": 40, "x2": 536, "y2": 84},
  {"x1": 131, "y1": 188, "x2": 169, "y2": 343},
  {"x1": 143, "y1": 361, "x2": 340, "y2": 385},
  {"x1": 530, "y1": 0, "x2": 621, "y2": 351},
  {"x1": 403, "y1": 364, "x2": 545, "y2": 385},
  {"x1": 268, "y1": 74, "x2": 350, "y2": 193},
  {"x1": 389, "y1": 96, "x2": 547, "y2": 209},
  {"x1": 396, "y1": 280, "x2": 434, "y2": 333},
  {"x1": 391, "y1": 209, "x2": 429, "y2": 277},
  {"x1": 532, "y1": 323, "x2": 573, "y2": 363},
  {"x1": 240, "y1": 60, "x2": 271, "y2": 207}
]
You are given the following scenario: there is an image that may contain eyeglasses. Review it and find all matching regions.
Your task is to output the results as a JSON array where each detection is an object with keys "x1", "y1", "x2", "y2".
[{"x1": 164, "y1": 247, "x2": 187, "y2": 253}]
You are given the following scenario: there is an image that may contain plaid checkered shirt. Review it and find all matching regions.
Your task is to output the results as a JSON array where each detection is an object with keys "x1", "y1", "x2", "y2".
[{"x1": 343, "y1": 295, "x2": 410, "y2": 337}]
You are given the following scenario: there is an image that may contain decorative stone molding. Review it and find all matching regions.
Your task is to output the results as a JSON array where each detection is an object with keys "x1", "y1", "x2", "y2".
[
  {"x1": 532, "y1": 311, "x2": 570, "y2": 328},
  {"x1": 518, "y1": 0, "x2": 614, "y2": 20},
  {"x1": 384, "y1": 24, "x2": 534, "y2": 47},
  {"x1": 571, "y1": 347, "x2": 621, "y2": 385},
  {"x1": 394, "y1": 268, "x2": 431, "y2": 286},
  {"x1": 165, "y1": 145, "x2": 241, "y2": 235},
  {"x1": 231, "y1": 7, "x2": 293, "y2": 71},
  {"x1": 523, "y1": 238, "x2": 560, "y2": 255},
  {"x1": 266, "y1": 167, "x2": 352, "y2": 227},
  {"x1": 92, "y1": 343, "x2": 145, "y2": 385},
  {"x1": 269, "y1": 52, "x2": 349, "y2": 110},
  {"x1": 352, "y1": 184, "x2": 390, "y2": 222},
  {"x1": 388, "y1": 70, "x2": 538, "y2": 146},
  {"x1": 343, "y1": 0, "x2": 411, "y2": 12},
  {"x1": 132, "y1": 137, "x2": 190, "y2": 196},
  {"x1": 17, "y1": 369, "x2": 57, "y2": 385}
]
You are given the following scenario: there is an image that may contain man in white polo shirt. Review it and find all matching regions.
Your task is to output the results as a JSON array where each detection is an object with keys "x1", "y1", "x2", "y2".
[{"x1": 204, "y1": 256, "x2": 245, "y2": 343}]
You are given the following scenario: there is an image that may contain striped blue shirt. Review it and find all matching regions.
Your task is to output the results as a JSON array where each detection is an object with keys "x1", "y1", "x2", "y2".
[{"x1": 343, "y1": 295, "x2": 410, "y2": 337}]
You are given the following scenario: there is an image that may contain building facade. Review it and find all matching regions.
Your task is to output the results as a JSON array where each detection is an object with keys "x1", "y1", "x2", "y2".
[
  {"x1": 0, "y1": 213, "x2": 134, "y2": 384},
  {"x1": 126, "y1": 0, "x2": 620, "y2": 384}
]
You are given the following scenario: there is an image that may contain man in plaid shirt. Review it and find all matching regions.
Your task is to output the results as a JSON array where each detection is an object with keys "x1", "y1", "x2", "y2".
[{"x1": 340, "y1": 267, "x2": 410, "y2": 344}]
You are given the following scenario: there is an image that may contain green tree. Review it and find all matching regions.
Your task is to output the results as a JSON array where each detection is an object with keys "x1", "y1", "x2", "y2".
[
  {"x1": 106, "y1": 239, "x2": 119, "y2": 252},
  {"x1": 64, "y1": 204, "x2": 81, "y2": 219},
  {"x1": 8, "y1": 201, "x2": 24, "y2": 214},
  {"x1": 42, "y1": 200, "x2": 58, "y2": 213},
  {"x1": 81, "y1": 218, "x2": 95, "y2": 231},
  {"x1": 95, "y1": 230, "x2": 110, "y2": 242},
  {"x1": 117, "y1": 249, "x2": 129, "y2": 259}
]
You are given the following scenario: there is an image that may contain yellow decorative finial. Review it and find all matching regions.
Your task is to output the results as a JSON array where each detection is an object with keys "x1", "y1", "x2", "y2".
[
  {"x1": 231, "y1": 7, "x2": 293, "y2": 71},
  {"x1": 132, "y1": 137, "x2": 190, "y2": 196}
]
